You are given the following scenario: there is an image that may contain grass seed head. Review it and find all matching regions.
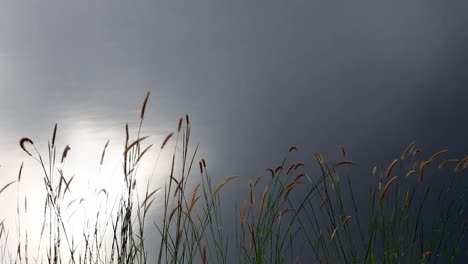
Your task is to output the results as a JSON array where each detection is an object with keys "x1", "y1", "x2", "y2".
[
  {"x1": 286, "y1": 163, "x2": 295, "y2": 174},
  {"x1": 259, "y1": 186, "x2": 268, "y2": 216},
  {"x1": 438, "y1": 159, "x2": 458, "y2": 169},
  {"x1": 288, "y1": 145, "x2": 298, "y2": 152},
  {"x1": 19, "y1": 137, "x2": 34, "y2": 156},
  {"x1": 51, "y1": 123, "x2": 58, "y2": 147},
  {"x1": 185, "y1": 114, "x2": 190, "y2": 126},
  {"x1": 240, "y1": 200, "x2": 247, "y2": 224},
  {"x1": 294, "y1": 163, "x2": 305, "y2": 170},
  {"x1": 177, "y1": 116, "x2": 183, "y2": 132},
  {"x1": 342, "y1": 215, "x2": 352, "y2": 226},
  {"x1": 423, "y1": 251, "x2": 431, "y2": 258},
  {"x1": 161, "y1": 132, "x2": 174, "y2": 149},
  {"x1": 140, "y1": 90, "x2": 150, "y2": 120},
  {"x1": 401, "y1": 141, "x2": 415, "y2": 160},
  {"x1": 419, "y1": 160, "x2": 432, "y2": 182},
  {"x1": 338, "y1": 144, "x2": 346, "y2": 157},
  {"x1": 213, "y1": 176, "x2": 237, "y2": 196},
  {"x1": 335, "y1": 160, "x2": 357, "y2": 167},
  {"x1": 380, "y1": 176, "x2": 398, "y2": 201},
  {"x1": 277, "y1": 208, "x2": 294, "y2": 222},
  {"x1": 455, "y1": 156, "x2": 468, "y2": 172},
  {"x1": 430, "y1": 149, "x2": 448, "y2": 161},
  {"x1": 385, "y1": 159, "x2": 398, "y2": 178},
  {"x1": 61, "y1": 145, "x2": 71, "y2": 163},
  {"x1": 294, "y1": 173, "x2": 306, "y2": 182},
  {"x1": 274, "y1": 166, "x2": 283, "y2": 173},
  {"x1": 266, "y1": 168, "x2": 275, "y2": 178}
]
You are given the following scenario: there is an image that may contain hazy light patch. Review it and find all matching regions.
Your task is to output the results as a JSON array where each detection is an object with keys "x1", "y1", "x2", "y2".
[{"x1": 0, "y1": 111, "x2": 177, "y2": 261}]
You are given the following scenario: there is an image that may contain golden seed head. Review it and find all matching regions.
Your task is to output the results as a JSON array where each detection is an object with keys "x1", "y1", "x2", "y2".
[{"x1": 161, "y1": 132, "x2": 174, "y2": 149}]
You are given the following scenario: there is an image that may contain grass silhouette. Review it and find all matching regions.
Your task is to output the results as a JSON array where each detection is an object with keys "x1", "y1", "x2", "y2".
[{"x1": 1, "y1": 92, "x2": 467, "y2": 263}]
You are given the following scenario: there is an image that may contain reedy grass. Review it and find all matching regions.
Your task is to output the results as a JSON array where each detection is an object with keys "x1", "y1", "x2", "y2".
[{"x1": 0, "y1": 93, "x2": 467, "y2": 263}]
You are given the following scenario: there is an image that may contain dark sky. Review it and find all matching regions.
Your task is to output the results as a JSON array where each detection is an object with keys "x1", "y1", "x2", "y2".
[
  {"x1": 2, "y1": 1, "x2": 468, "y2": 158},
  {"x1": 1, "y1": 0, "x2": 468, "y2": 262}
]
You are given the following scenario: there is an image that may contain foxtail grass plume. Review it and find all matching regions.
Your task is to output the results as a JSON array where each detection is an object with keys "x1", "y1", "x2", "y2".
[
  {"x1": 100, "y1": 139, "x2": 110, "y2": 166},
  {"x1": 61, "y1": 145, "x2": 71, "y2": 163},
  {"x1": 380, "y1": 176, "x2": 398, "y2": 201},
  {"x1": 401, "y1": 141, "x2": 415, "y2": 160},
  {"x1": 125, "y1": 123, "x2": 129, "y2": 143},
  {"x1": 161, "y1": 132, "x2": 174, "y2": 149},
  {"x1": 315, "y1": 152, "x2": 324, "y2": 166},
  {"x1": 266, "y1": 168, "x2": 275, "y2": 178},
  {"x1": 430, "y1": 149, "x2": 448, "y2": 161},
  {"x1": 213, "y1": 176, "x2": 237, "y2": 196},
  {"x1": 240, "y1": 200, "x2": 247, "y2": 224},
  {"x1": 330, "y1": 226, "x2": 338, "y2": 241},
  {"x1": 294, "y1": 173, "x2": 306, "y2": 182},
  {"x1": 277, "y1": 208, "x2": 294, "y2": 222},
  {"x1": 288, "y1": 145, "x2": 298, "y2": 152},
  {"x1": 18, "y1": 162, "x2": 23, "y2": 182},
  {"x1": 335, "y1": 160, "x2": 357, "y2": 167},
  {"x1": 385, "y1": 159, "x2": 398, "y2": 178},
  {"x1": 254, "y1": 176, "x2": 262, "y2": 187},
  {"x1": 19, "y1": 137, "x2": 34, "y2": 156},
  {"x1": 125, "y1": 136, "x2": 150, "y2": 154},
  {"x1": 286, "y1": 163, "x2": 295, "y2": 174},
  {"x1": 320, "y1": 196, "x2": 329, "y2": 208},
  {"x1": 188, "y1": 184, "x2": 201, "y2": 213},
  {"x1": 249, "y1": 181, "x2": 254, "y2": 207},
  {"x1": 342, "y1": 215, "x2": 352, "y2": 226},
  {"x1": 438, "y1": 159, "x2": 458, "y2": 169},
  {"x1": 274, "y1": 166, "x2": 283, "y2": 173},
  {"x1": 294, "y1": 163, "x2": 305, "y2": 170},
  {"x1": 419, "y1": 160, "x2": 431, "y2": 182},
  {"x1": 338, "y1": 144, "x2": 346, "y2": 157},
  {"x1": 140, "y1": 90, "x2": 150, "y2": 120},
  {"x1": 185, "y1": 114, "x2": 190, "y2": 126},
  {"x1": 51, "y1": 123, "x2": 57, "y2": 147},
  {"x1": 455, "y1": 156, "x2": 468, "y2": 172},
  {"x1": 177, "y1": 117, "x2": 183, "y2": 132},
  {"x1": 284, "y1": 181, "x2": 302, "y2": 201}
]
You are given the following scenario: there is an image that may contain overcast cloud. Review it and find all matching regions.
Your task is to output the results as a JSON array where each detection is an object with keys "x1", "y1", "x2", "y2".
[{"x1": 1, "y1": 0, "x2": 468, "y2": 261}]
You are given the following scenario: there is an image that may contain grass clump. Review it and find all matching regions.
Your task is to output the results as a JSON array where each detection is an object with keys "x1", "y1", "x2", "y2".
[{"x1": 0, "y1": 92, "x2": 467, "y2": 263}]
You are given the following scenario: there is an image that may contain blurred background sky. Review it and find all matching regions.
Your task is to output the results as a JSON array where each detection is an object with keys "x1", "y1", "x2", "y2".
[{"x1": 1, "y1": 0, "x2": 468, "y2": 261}]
